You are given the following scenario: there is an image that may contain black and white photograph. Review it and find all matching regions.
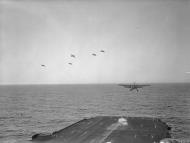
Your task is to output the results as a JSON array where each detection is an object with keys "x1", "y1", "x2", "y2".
[{"x1": 0, "y1": 0, "x2": 190, "y2": 143}]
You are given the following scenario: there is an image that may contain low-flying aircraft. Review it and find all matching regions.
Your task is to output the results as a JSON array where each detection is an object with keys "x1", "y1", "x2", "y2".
[
  {"x1": 118, "y1": 83, "x2": 150, "y2": 92},
  {"x1": 70, "y1": 54, "x2": 76, "y2": 58},
  {"x1": 41, "y1": 64, "x2": 46, "y2": 67}
]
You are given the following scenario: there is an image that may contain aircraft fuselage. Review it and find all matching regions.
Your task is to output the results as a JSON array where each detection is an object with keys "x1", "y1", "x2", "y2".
[{"x1": 129, "y1": 85, "x2": 139, "y2": 92}]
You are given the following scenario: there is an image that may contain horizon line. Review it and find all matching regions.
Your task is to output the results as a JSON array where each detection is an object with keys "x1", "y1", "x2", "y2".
[{"x1": 0, "y1": 82, "x2": 190, "y2": 86}]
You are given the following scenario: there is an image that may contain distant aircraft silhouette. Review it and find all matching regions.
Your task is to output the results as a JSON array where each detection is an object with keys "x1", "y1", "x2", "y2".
[
  {"x1": 100, "y1": 50, "x2": 105, "y2": 53},
  {"x1": 68, "y1": 63, "x2": 72, "y2": 65},
  {"x1": 92, "y1": 53, "x2": 96, "y2": 56},
  {"x1": 41, "y1": 65, "x2": 46, "y2": 67},
  {"x1": 118, "y1": 83, "x2": 150, "y2": 92},
  {"x1": 70, "y1": 54, "x2": 76, "y2": 58}
]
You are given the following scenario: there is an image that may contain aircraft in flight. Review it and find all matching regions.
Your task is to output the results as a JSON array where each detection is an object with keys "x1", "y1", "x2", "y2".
[
  {"x1": 70, "y1": 54, "x2": 76, "y2": 58},
  {"x1": 41, "y1": 64, "x2": 46, "y2": 67},
  {"x1": 100, "y1": 50, "x2": 105, "y2": 53},
  {"x1": 68, "y1": 63, "x2": 72, "y2": 65},
  {"x1": 118, "y1": 83, "x2": 150, "y2": 92},
  {"x1": 92, "y1": 53, "x2": 96, "y2": 56}
]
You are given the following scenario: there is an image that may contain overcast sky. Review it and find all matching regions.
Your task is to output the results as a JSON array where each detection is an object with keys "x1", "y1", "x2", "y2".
[{"x1": 1, "y1": 0, "x2": 190, "y2": 84}]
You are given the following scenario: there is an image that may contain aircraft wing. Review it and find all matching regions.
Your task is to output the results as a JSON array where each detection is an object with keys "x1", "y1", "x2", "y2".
[
  {"x1": 118, "y1": 84, "x2": 131, "y2": 88},
  {"x1": 118, "y1": 84, "x2": 150, "y2": 88},
  {"x1": 135, "y1": 84, "x2": 151, "y2": 88}
]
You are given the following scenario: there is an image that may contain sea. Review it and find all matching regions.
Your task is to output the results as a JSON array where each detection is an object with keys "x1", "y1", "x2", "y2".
[{"x1": 0, "y1": 83, "x2": 189, "y2": 143}]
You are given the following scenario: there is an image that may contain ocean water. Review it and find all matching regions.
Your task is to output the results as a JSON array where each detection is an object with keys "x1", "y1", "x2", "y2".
[{"x1": 0, "y1": 83, "x2": 189, "y2": 143}]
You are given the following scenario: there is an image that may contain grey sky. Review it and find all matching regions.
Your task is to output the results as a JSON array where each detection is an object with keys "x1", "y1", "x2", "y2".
[{"x1": 0, "y1": 0, "x2": 190, "y2": 84}]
